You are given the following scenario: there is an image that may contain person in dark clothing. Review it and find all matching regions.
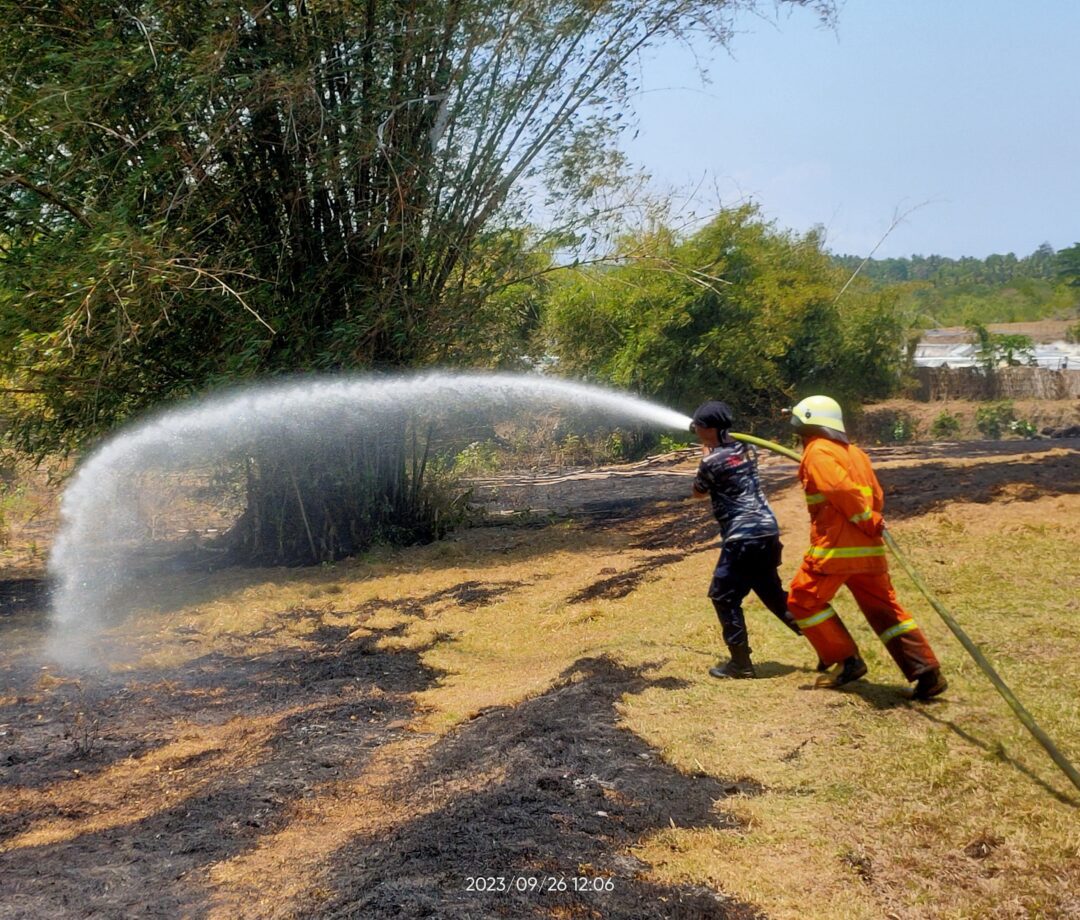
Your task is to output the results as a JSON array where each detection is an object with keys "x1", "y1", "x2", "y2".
[{"x1": 690, "y1": 401, "x2": 802, "y2": 678}]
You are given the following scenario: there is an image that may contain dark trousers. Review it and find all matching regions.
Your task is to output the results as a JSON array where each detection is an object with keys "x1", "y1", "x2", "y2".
[{"x1": 708, "y1": 535, "x2": 800, "y2": 647}]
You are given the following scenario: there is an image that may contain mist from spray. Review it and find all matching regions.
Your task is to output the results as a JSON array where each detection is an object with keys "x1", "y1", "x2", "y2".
[{"x1": 47, "y1": 372, "x2": 692, "y2": 666}]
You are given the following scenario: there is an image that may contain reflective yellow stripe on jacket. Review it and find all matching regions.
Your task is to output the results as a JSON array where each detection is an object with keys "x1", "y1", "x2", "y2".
[
  {"x1": 848, "y1": 485, "x2": 874, "y2": 523},
  {"x1": 807, "y1": 545, "x2": 887, "y2": 561},
  {"x1": 798, "y1": 437, "x2": 888, "y2": 573}
]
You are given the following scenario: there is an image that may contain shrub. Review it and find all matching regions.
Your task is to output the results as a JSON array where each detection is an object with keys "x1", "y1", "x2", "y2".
[
  {"x1": 543, "y1": 205, "x2": 907, "y2": 425},
  {"x1": 930, "y1": 411, "x2": 961, "y2": 439},
  {"x1": 604, "y1": 431, "x2": 627, "y2": 461},
  {"x1": 1008, "y1": 418, "x2": 1039, "y2": 439},
  {"x1": 555, "y1": 433, "x2": 590, "y2": 466},
  {"x1": 658, "y1": 434, "x2": 695, "y2": 453},
  {"x1": 890, "y1": 413, "x2": 918, "y2": 443},
  {"x1": 454, "y1": 440, "x2": 501, "y2": 474},
  {"x1": 850, "y1": 408, "x2": 918, "y2": 445},
  {"x1": 974, "y1": 401, "x2": 1016, "y2": 438}
]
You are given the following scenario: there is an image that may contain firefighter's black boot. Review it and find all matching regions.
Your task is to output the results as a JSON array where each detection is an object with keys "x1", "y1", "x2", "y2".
[
  {"x1": 814, "y1": 654, "x2": 867, "y2": 689},
  {"x1": 910, "y1": 668, "x2": 948, "y2": 700},
  {"x1": 709, "y1": 643, "x2": 755, "y2": 679}
]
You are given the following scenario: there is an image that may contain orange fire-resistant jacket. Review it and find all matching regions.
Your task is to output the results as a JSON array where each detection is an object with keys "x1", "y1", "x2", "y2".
[{"x1": 798, "y1": 435, "x2": 888, "y2": 575}]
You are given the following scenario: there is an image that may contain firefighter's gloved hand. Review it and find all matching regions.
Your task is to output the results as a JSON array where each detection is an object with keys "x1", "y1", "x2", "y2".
[{"x1": 862, "y1": 512, "x2": 886, "y2": 538}]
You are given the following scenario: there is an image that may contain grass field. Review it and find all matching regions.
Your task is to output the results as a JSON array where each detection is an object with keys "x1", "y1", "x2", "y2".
[{"x1": 0, "y1": 441, "x2": 1078, "y2": 918}]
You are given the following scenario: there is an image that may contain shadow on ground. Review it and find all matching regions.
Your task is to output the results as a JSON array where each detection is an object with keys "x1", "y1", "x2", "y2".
[
  {"x1": 908, "y1": 706, "x2": 1078, "y2": 808},
  {"x1": 878, "y1": 448, "x2": 1080, "y2": 519},
  {"x1": 2, "y1": 605, "x2": 760, "y2": 920},
  {"x1": 316, "y1": 656, "x2": 760, "y2": 920}
]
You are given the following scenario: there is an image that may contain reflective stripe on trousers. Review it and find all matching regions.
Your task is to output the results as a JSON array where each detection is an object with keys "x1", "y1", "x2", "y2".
[
  {"x1": 788, "y1": 566, "x2": 941, "y2": 679},
  {"x1": 794, "y1": 607, "x2": 837, "y2": 630},
  {"x1": 878, "y1": 619, "x2": 920, "y2": 644}
]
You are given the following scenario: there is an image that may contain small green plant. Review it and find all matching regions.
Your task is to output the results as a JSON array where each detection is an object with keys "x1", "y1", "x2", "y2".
[
  {"x1": 890, "y1": 413, "x2": 918, "y2": 443},
  {"x1": 1008, "y1": 418, "x2": 1038, "y2": 439},
  {"x1": 1065, "y1": 321, "x2": 1080, "y2": 345},
  {"x1": 554, "y1": 433, "x2": 588, "y2": 465},
  {"x1": 657, "y1": 434, "x2": 694, "y2": 453},
  {"x1": 604, "y1": 430, "x2": 626, "y2": 461},
  {"x1": 930, "y1": 411, "x2": 961, "y2": 440},
  {"x1": 974, "y1": 401, "x2": 1016, "y2": 438},
  {"x1": 453, "y1": 440, "x2": 501, "y2": 474}
]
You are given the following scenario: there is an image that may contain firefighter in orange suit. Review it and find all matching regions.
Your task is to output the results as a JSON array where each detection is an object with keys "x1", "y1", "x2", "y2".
[{"x1": 785, "y1": 396, "x2": 947, "y2": 699}]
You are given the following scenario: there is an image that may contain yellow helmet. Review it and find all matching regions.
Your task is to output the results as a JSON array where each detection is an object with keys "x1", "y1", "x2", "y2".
[{"x1": 789, "y1": 395, "x2": 846, "y2": 435}]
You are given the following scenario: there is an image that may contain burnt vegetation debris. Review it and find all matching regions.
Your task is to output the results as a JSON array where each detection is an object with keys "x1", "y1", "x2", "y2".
[
  {"x1": 1, "y1": 620, "x2": 761, "y2": 919},
  {"x1": 0, "y1": 618, "x2": 442, "y2": 917},
  {"x1": 318, "y1": 656, "x2": 761, "y2": 920},
  {"x1": 877, "y1": 452, "x2": 1080, "y2": 518},
  {"x1": 0, "y1": 578, "x2": 50, "y2": 617}
]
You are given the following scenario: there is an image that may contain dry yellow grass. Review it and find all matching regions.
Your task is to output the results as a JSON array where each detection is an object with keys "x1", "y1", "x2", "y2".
[{"x1": 8, "y1": 454, "x2": 1078, "y2": 918}]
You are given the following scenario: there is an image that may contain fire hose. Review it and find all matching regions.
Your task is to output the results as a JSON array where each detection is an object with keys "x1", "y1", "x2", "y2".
[{"x1": 729, "y1": 431, "x2": 1080, "y2": 796}]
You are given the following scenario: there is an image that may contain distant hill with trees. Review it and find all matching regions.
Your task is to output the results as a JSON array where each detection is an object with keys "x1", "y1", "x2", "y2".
[{"x1": 832, "y1": 244, "x2": 1080, "y2": 327}]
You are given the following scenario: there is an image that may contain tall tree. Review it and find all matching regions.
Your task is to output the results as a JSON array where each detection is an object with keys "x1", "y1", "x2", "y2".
[
  {"x1": 1057, "y1": 243, "x2": 1080, "y2": 287},
  {"x1": 542, "y1": 205, "x2": 907, "y2": 425},
  {"x1": 0, "y1": 0, "x2": 833, "y2": 455},
  {"x1": 0, "y1": 0, "x2": 834, "y2": 561}
]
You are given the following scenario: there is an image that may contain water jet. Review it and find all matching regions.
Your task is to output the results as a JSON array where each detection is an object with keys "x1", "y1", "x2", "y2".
[{"x1": 47, "y1": 372, "x2": 691, "y2": 665}]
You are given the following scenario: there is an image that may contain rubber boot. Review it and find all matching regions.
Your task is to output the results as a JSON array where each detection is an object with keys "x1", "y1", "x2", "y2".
[
  {"x1": 814, "y1": 654, "x2": 868, "y2": 689},
  {"x1": 909, "y1": 668, "x2": 948, "y2": 700},
  {"x1": 709, "y1": 643, "x2": 755, "y2": 679}
]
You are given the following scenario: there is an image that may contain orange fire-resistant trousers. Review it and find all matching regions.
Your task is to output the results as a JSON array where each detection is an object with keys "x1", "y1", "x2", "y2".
[{"x1": 787, "y1": 565, "x2": 940, "y2": 681}]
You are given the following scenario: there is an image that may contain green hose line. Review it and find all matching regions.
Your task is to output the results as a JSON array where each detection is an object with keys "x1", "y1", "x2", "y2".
[
  {"x1": 730, "y1": 431, "x2": 802, "y2": 463},
  {"x1": 729, "y1": 430, "x2": 1080, "y2": 795}
]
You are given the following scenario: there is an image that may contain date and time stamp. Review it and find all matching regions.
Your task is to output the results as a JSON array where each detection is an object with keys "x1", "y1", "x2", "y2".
[{"x1": 464, "y1": 875, "x2": 616, "y2": 894}]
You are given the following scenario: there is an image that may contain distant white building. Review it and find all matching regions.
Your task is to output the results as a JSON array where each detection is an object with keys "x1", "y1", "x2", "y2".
[
  {"x1": 912, "y1": 342, "x2": 978, "y2": 368},
  {"x1": 1031, "y1": 346, "x2": 1074, "y2": 370}
]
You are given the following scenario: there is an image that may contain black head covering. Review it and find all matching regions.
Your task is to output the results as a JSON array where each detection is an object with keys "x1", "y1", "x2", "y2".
[{"x1": 690, "y1": 400, "x2": 734, "y2": 432}]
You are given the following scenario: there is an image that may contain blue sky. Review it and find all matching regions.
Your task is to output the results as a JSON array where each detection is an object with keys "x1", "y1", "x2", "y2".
[{"x1": 624, "y1": 1, "x2": 1080, "y2": 259}]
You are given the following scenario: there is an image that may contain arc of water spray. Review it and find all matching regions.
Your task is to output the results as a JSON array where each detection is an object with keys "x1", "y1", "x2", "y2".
[
  {"x1": 727, "y1": 430, "x2": 1080, "y2": 797},
  {"x1": 47, "y1": 372, "x2": 690, "y2": 664}
]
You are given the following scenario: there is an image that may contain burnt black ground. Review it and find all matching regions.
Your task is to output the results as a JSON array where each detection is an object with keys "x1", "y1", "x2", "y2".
[
  {"x1": 4, "y1": 439, "x2": 1073, "y2": 917},
  {"x1": 316, "y1": 657, "x2": 761, "y2": 920},
  {"x1": 1, "y1": 596, "x2": 759, "y2": 919}
]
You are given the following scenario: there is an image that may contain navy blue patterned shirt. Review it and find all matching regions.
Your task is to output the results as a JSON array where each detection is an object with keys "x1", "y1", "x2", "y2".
[{"x1": 693, "y1": 440, "x2": 780, "y2": 544}]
